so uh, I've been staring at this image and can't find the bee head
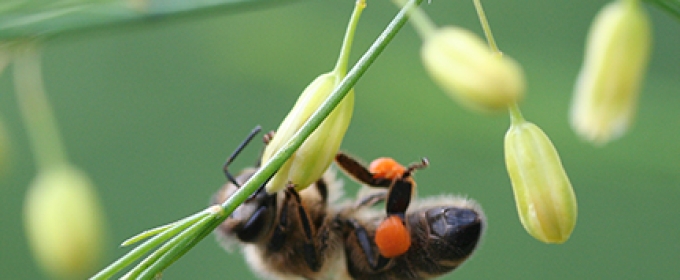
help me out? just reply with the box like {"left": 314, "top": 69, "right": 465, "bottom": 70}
{"left": 425, "top": 206, "right": 483, "bottom": 260}
{"left": 214, "top": 169, "right": 278, "bottom": 245}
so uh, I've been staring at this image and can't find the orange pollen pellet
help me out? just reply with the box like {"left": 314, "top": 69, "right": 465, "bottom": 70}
{"left": 374, "top": 216, "right": 411, "bottom": 258}
{"left": 369, "top": 158, "right": 406, "bottom": 180}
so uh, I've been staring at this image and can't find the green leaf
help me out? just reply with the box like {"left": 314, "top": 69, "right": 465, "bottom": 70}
{"left": 0, "top": 0, "right": 294, "bottom": 39}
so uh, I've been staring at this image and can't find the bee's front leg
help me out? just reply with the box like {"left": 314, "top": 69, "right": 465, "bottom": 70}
{"left": 284, "top": 185, "right": 324, "bottom": 272}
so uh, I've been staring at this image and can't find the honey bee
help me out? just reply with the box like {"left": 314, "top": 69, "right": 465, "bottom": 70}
{"left": 333, "top": 153, "right": 485, "bottom": 280}
{"left": 212, "top": 127, "right": 485, "bottom": 280}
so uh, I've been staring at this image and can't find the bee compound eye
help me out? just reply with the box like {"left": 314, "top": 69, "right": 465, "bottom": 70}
{"left": 236, "top": 206, "right": 268, "bottom": 242}
{"left": 427, "top": 207, "right": 482, "bottom": 258}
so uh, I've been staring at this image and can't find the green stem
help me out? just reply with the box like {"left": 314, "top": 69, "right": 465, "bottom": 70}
{"left": 12, "top": 41, "right": 68, "bottom": 171}
{"left": 508, "top": 102, "right": 525, "bottom": 125}
{"left": 472, "top": 1, "right": 524, "bottom": 124}
{"left": 125, "top": 0, "right": 425, "bottom": 277}
{"left": 333, "top": 0, "right": 366, "bottom": 74}
{"left": 121, "top": 222, "right": 178, "bottom": 247}
{"left": 473, "top": 0, "right": 499, "bottom": 53}
{"left": 133, "top": 214, "right": 216, "bottom": 279}
{"left": 642, "top": 0, "right": 680, "bottom": 21}
{"left": 392, "top": 0, "right": 436, "bottom": 40}
{"left": 90, "top": 210, "right": 211, "bottom": 279}
{"left": 0, "top": 0, "right": 294, "bottom": 40}
{"left": 137, "top": 215, "right": 218, "bottom": 279}
{"left": 136, "top": 217, "right": 223, "bottom": 279}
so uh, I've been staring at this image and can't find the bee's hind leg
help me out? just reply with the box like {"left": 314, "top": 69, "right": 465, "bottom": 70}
{"left": 345, "top": 219, "right": 390, "bottom": 272}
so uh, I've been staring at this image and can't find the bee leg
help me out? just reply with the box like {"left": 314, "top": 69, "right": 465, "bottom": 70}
{"left": 222, "top": 126, "right": 262, "bottom": 187}
{"left": 335, "top": 152, "right": 393, "bottom": 187}
{"left": 385, "top": 180, "right": 413, "bottom": 217}
{"left": 354, "top": 191, "right": 387, "bottom": 209}
{"left": 315, "top": 178, "right": 328, "bottom": 204}
{"left": 284, "top": 185, "right": 323, "bottom": 272}
{"left": 346, "top": 218, "right": 390, "bottom": 271}
{"left": 385, "top": 158, "right": 428, "bottom": 216}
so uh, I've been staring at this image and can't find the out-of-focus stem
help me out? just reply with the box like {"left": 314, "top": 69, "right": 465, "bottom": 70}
{"left": 473, "top": 0, "right": 499, "bottom": 53}
{"left": 12, "top": 41, "right": 68, "bottom": 170}
{"left": 392, "top": 0, "right": 436, "bottom": 40}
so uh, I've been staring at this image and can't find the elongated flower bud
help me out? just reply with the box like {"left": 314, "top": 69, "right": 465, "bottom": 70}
{"left": 24, "top": 165, "right": 106, "bottom": 279}
{"left": 570, "top": 0, "right": 651, "bottom": 145}
{"left": 505, "top": 119, "right": 577, "bottom": 243}
{"left": 421, "top": 27, "right": 525, "bottom": 112}
{"left": 261, "top": 1, "right": 364, "bottom": 193}
{"left": 263, "top": 73, "right": 354, "bottom": 193}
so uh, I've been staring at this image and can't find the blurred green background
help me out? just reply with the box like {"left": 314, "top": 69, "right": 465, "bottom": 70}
{"left": 1, "top": 0, "right": 679, "bottom": 279}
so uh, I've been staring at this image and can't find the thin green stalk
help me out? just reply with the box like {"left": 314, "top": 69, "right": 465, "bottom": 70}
{"left": 137, "top": 217, "right": 222, "bottom": 279}
{"left": 508, "top": 102, "right": 525, "bottom": 125}
{"left": 121, "top": 222, "right": 178, "bottom": 247}
{"left": 111, "top": 0, "right": 425, "bottom": 277}
{"left": 130, "top": 214, "right": 217, "bottom": 279}
{"left": 90, "top": 210, "right": 211, "bottom": 279}
{"left": 392, "top": 0, "right": 436, "bottom": 40}
{"left": 0, "top": 0, "right": 295, "bottom": 40}
{"left": 12, "top": 41, "right": 68, "bottom": 170}
{"left": 136, "top": 215, "right": 218, "bottom": 279}
{"left": 120, "top": 205, "right": 220, "bottom": 247}
{"left": 472, "top": 1, "right": 524, "bottom": 123}
{"left": 473, "top": 0, "right": 499, "bottom": 53}
{"left": 333, "top": 0, "right": 366, "bottom": 74}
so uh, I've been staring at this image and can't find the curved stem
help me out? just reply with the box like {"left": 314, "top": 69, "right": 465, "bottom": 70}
{"left": 474, "top": 0, "right": 499, "bottom": 53}
{"left": 134, "top": 214, "right": 216, "bottom": 279}
{"left": 472, "top": 1, "right": 525, "bottom": 124}
{"left": 12, "top": 41, "right": 68, "bottom": 171}
{"left": 392, "top": 0, "right": 436, "bottom": 40}
{"left": 90, "top": 209, "right": 210, "bottom": 279}
{"left": 333, "top": 0, "right": 366, "bottom": 74}
{"left": 508, "top": 102, "right": 525, "bottom": 125}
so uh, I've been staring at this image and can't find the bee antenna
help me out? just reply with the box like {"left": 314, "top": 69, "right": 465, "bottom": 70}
{"left": 404, "top": 157, "right": 429, "bottom": 178}
{"left": 223, "top": 126, "right": 262, "bottom": 187}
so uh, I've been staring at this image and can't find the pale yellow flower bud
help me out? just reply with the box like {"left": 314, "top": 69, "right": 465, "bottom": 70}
{"left": 24, "top": 165, "right": 106, "bottom": 279}
{"left": 262, "top": 73, "right": 354, "bottom": 193}
{"left": 505, "top": 118, "right": 577, "bottom": 243}
{"left": 261, "top": 1, "right": 363, "bottom": 193}
{"left": 570, "top": 0, "right": 651, "bottom": 145}
{"left": 421, "top": 26, "right": 525, "bottom": 112}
